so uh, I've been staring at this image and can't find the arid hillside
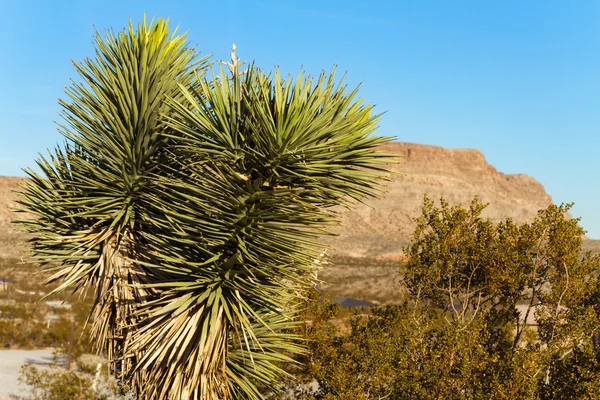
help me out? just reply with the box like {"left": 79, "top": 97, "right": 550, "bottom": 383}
{"left": 0, "top": 177, "right": 28, "bottom": 260}
{"left": 327, "top": 142, "right": 599, "bottom": 259}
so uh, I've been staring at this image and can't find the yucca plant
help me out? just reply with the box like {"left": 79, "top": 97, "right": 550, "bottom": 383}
{"left": 16, "top": 17, "right": 394, "bottom": 400}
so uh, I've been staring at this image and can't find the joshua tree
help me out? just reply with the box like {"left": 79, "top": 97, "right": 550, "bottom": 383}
{"left": 16, "top": 17, "right": 393, "bottom": 399}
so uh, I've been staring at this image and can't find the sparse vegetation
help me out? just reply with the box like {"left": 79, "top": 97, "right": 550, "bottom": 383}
{"left": 0, "top": 260, "right": 112, "bottom": 399}
{"left": 319, "top": 255, "right": 404, "bottom": 304}
{"left": 0, "top": 260, "right": 94, "bottom": 352}
{"left": 15, "top": 362, "right": 120, "bottom": 400}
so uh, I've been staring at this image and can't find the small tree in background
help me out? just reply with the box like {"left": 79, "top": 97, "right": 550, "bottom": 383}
{"left": 404, "top": 197, "right": 600, "bottom": 398}
{"left": 16, "top": 17, "right": 393, "bottom": 400}
{"left": 300, "top": 197, "right": 600, "bottom": 399}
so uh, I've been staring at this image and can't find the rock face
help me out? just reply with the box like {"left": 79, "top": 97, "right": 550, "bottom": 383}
{"left": 328, "top": 142, "right": 558, "bottom": 258}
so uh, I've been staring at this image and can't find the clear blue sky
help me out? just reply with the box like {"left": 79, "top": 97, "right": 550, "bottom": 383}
{"left": 0, "top": 1, "right": 598, "bottom": 238}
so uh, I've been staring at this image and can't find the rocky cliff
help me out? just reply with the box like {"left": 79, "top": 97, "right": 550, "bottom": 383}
{"left": 0, "top": 142, "right": 597, "bottom": 263}
{"left": 328, "top": 142, "right": 587, "bottom": 259}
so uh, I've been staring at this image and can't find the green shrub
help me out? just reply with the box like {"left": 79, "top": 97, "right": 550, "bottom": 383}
{"left": 17, "top": 363, "right": 120, "bottom": 400}
{"left": 296, "top": 198, "right": 600, "bottom": 399}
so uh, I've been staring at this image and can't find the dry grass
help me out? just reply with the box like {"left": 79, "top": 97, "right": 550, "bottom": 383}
{"left": 318, "top": 255, "right": 406, "bottom": 305}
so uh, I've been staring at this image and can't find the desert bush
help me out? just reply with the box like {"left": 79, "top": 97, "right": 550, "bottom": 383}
{"left": 17, "top": 363, "right": 120, "bottom": 400}
{"left": 297, "top": 197, "right": 600, "bottom": 399}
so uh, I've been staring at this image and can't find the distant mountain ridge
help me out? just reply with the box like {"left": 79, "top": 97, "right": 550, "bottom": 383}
{"left": 0, "top": 142, "right": 598, "bottom": 262}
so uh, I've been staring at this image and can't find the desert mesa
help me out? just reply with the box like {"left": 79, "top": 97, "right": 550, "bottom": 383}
{"left": 326, "top": 141, "right": 600, "bottom": 259}
{"left": 0, "top": 142, "right": 597, "bottom": 263}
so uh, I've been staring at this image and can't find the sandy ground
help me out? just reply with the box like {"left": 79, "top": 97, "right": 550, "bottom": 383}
{"left": 0, "top": 349, "right": 56, "bottom": 400}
